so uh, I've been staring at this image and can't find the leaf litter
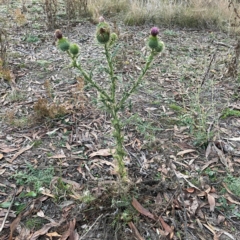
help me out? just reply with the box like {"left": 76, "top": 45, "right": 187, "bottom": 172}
{"left": 0, "top": 1, "right": 240, "bottom": 239}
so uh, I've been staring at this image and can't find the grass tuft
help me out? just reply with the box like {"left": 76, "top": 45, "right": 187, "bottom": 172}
{"left": 89, "top": 0, "right": 238, "bottom": 30}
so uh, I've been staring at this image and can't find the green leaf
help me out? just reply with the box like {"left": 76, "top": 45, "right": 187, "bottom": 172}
{"left": 0, "top": 201, "right": 11, "bottom": 208}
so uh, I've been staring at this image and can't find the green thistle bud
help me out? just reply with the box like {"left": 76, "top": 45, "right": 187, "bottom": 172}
{"left": 148, "top": 36, "right": 159, "bottom": 50}
{"left": 108, "top": 33, "right": 118, "bottom": 46}
{"left": 155, "top": 41, "right": 165, "bottom": 53}
{"left": 69, "top": 43, "right": 80, "bottom": 56}
{"left": 96, "top": 22, "right": 110, "bottom": 44}
{"left": 57, "top": 38, "right": 70, "bottom": 52}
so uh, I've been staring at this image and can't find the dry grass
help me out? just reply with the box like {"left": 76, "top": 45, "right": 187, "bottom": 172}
{"left": 88, "top": 0, "right": 240, "bottom": 29}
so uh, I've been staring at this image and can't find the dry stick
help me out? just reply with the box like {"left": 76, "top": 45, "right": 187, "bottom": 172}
{"left": 163, "top": 152, "right": 189, "bottom": 239}
{"left": 213, "top": 41, "right": 233, "bottom": 49}
{"left": 200, "top": 49, "right": 217, "bottom": 88}
{"left": 79, "top": 214, "right": 103, "bottom": 240}
{"left": 172, "top": 170, "right": 189, "bottom": 239}
{"left": 0, "top": 189, "right": 16, "bottom": 232}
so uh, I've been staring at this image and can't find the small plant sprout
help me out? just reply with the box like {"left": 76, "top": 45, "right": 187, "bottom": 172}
{"left": 55, "top": 21, "right": 165, "bottom": 180}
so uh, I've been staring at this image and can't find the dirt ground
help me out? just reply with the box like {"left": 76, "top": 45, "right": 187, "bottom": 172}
{"left": 0, "top": 1, "right": 240, "bottom": 240}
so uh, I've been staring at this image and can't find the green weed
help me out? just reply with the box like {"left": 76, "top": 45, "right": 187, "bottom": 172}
{"left": 123, "top": 113, "right": 162, "bottom": 141}
{"left": 13, "top": 163, "right": 54, "bottom": 193}
{"left": 24, "top": 35, "right": 39, "bottom": 43}
{"left": 221, "top": 108, "right": 240, "bottom": 119}
{"left": 224, "top": 174, "right": 240, "bottom": 197}
{"left": 52, "top": 178, "right": 73, "bottom": 203}
{"left": 169, "top": 103, "right": 184, "bottom": 113}
{"left": 25, "top": 216, "right": 46, "bottom": 230}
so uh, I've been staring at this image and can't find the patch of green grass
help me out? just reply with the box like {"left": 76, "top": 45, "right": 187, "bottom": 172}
{"left": 25, "top": 216, "right": 47, "bottom": 230}
{"left": 52, "top": 178, "right": 73, "bottom": 202}
{"left": 31, "top": 140, "right": 42, "bottom": 148}
{"left": 163, "top": 29, "right": 178, "bottom": 37}
{"left": 111, "top": 195, "right": 138, "bottom": 226}
{"left": 36, "top": 60, "right": 52, "bottom": 67}
{"left": 169, "top": 103, "right": 184, "bottom": 113}
{"left": 217, "top": 196, "right": 235, "bottom": 212}
{"left": 80, "top": 190, "right": 96, "bottom": 203}
{"left": 123, "top": 113, "right": 162, "bottom": 140}
{"left": 224, "top": 174, "right": 240, "bottom": 197}
{"left": 7, "top": 90, "right": 26, "bottom": 102}
{"left": 13, "top": 163, "right": 54, "bottom": 194}
{"left": 204, "top": 168, "right": 217, "bottom": 181}
{"left": 221, "top": 108, "right": 240, "bottom": 119}
{"left": 24, "top": 35, "right": 39, "bottom": 43}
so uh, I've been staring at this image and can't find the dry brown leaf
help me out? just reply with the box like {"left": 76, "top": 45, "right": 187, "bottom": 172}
{"left": 132, "top": 197, "right": 155, "bottom": 220}
{"left": 48, "top": 154, "right": 66, "bottom": 159}
{"left": 185, "top": 187, "right": 195, "bottom": 193}
{"left": 9, "top": 213, "right": 23, "bottom": 240}
{"left": 0, "top": 147, "right": 19, "bottom": 153}
{"left": 189, "top": 197, "right": 199, "bottom": 215}
{"left": 66, "top": 142, "right": 71, "bottom": 151}
{"left": 203, "top": 223, "right": 215, "bottom": 235}
{"left": 213, "top": 144, "right": 228, "bottom": 168}
{"left": 176, "top": 149, "right": 196, "bottom": 157}
{"left": 217, "top": 215, "right": 225, "bottom": 224}
{"left": 16, "top": 186, "right": 24, "bottom": 196}
{"left": 91, "top": 159, "right": 115, "bottom": 167}
{"left": 28, "top": 219, "right": 64, "bottom": 240}
{"left": 46, "top": 231, "right": 62, "bottom": 239}
{"left": 89, "top": 148, "right": 116, "bottom": 158}
{"left": 159, "top": 216, "right": 173, "bottom": 233}
{"left": 207, "top": 193, "right": 215, "bottom": 212}
{"left": 51, "top": 177, "right": 82, "bottom": 190}
{"left": 201, "top": 159, "right": 218, "bottom": 171}
{"left": 155, "top": 193, "right": 162, "bottom": 204}
{"left": 222, "top": 183, "right": 239, "bottom": 198}
{"left": 59, "top": 218, "right": 76, "bottom": 240}
{"left": 225, "top": 194, "right": 240, "bottom": 205}
{"left": 0, "top": 153, "right": 3, "bottom": 159}
{"left": 205, "top": 142, "right": 212, "bottom": 159}
{"left": 9, "top": 144, "right": 34, "bottom": 163}
{"left": 128, "top": 221, "right": 144, "bottom": 240}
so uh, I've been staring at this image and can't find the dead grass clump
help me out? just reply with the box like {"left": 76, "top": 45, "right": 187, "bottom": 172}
{"left": 0, "top": 59, "right": 11, "bottom": 81}
{"left": 0, "top": 29, "right": 8, "bottom": 68}
{"left": 65, "top": 0, "right": 89, "bottom": 20}
{"left": 12, "top": 8, "right": 27, "bottom": 26}
{"left": 33, "top": 98, "right": 68, "bottom": 119}
{"left": 71, "top": 77, "right": 86, "bottom": 111}
{"left": 3, "top": 109, "right": 30, "bottom": 127}
{"left": 42, "top": 0, "right": 58, "bottom": 30}
{"left": 90, "top": 0, "right": 240, "bottom": 29}
{"left": 88, "top": 0, "right": 129, "bottom": 18}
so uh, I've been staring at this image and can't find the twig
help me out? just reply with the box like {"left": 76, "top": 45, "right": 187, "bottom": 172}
{"left": 172, "top": 170, "right": 188, "bottom": 239}
{"left": 79, "top": 214, "right": 103, "bottom": 240}
{"left": 200, "top": 49, "right": 217, "bottom": 87}
{"left": 0, "top": 189, "right": 16, "bottom": 232}
{"left": 213, "top": 41, "right": 233, "bottom": 48}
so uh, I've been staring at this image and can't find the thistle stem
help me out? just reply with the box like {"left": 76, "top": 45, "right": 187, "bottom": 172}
{"left": 72, "top": 59, "right": 112, "bottom": 103}
{"left": 110, "top": 107, "right": 127, "bottom": 179}
{"left": 117, "top": 52, "right": 155, "bottom": 111}
{"left": 104, "top": 44, "right": 116, "bottom": 101}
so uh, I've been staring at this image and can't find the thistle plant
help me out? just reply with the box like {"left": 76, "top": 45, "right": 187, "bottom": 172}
{"left": 55, "top": 19, "right": 164, "bottom": 180}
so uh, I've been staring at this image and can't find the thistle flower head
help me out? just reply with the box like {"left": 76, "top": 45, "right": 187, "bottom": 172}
{"left": 96, "top": 22, "right": 111, "bottom": 44}
{"left": 99, "top": 16, "right": 105, "bottom": 22}
{"left": 55, "top": 29, "right": 63, "bottom": 39}
{"left": 57, "top": 38, "right": 70, "bottom": 52}
{"left": 150, "top": 27, "right": 159, "bottom": 37}
{"left": 70, "top": 43, "right": 80, "bottom": 56}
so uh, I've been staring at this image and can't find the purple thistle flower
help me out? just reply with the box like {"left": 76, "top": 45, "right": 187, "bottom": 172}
{"left": 150, "top": 27, "right": 159, "bottom": 37}
{"left": 99, "top": 16, "right": 105, "bottom": 22}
